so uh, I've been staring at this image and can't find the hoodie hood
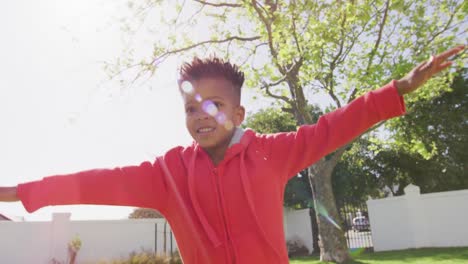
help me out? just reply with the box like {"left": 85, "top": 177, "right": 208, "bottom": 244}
{"left": 228, "top": 127, "right": 245, "bottom": 147}
{"left": 187, "top": 127, "right": 282, "bottom": 260}
{"left": 187, "top": 127, "right": 251, "bottom": 248}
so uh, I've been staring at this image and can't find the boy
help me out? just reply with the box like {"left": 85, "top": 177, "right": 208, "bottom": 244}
{"left": 0, "top": 45, "right": 464, "bottom": 263}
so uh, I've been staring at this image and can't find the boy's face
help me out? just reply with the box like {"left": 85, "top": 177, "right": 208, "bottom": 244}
{"left": 182, "top": 77, "right": 245, "bottom": 151}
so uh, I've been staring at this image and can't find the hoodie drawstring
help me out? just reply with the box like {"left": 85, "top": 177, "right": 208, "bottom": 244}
{"left": 187, "top": 146, "right": 222, "bottom": 248}
{"left": 157, "top": 156, "right": 211, "bottom": 263}
{"left": 239, "top": 150, "right": 284, "bottom": 261}
{"left": 184, "top": 129, "right": 285, "bottom": 262}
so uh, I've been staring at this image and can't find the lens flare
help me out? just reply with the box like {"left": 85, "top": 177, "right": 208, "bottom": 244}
{"left": 181, "top": 81, "right": 194, "bottom": 94}
{"left": 202, "top": 100, "right": 218, "bottom": 116}
{"left": 214, "top": 112, "right": 234, "bottom": 130}
{"left": 349, "top": 247, "right": 366, "bottom": 257}
{"left": 224, "top": 120, "right": 234, "bottom": 131}
{"left": 215, "top": 112, "right": 226, "bottom": 124}
{"left": 315, "top": 202, "right": 342, "bottom": 230}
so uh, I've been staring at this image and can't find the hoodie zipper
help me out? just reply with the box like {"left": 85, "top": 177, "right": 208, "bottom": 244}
{"left": 213, "top": 167, "right": 235, "bottom": 264}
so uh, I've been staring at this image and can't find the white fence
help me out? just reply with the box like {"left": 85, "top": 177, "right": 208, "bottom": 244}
{"left": 0, "top": 209, "right": 314, "bottom": 263}
{"left": 368, "top": 184, "right": 468, "bottom": 252}
{"left": 0, "top": 213, "right": 177, "bottom": 264}
{"left": 283, "top": 208, "right": 314, "bottom": 253}
{"left": 3, "top": 185, "right": 467, "bottom": 262}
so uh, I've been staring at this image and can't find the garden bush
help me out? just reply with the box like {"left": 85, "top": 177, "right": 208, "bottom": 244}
{"left": 287, "top": 236, "right": 310, "bottom": 258}
{"left": 97, "top": 249, "right": 182, "bottom": 264}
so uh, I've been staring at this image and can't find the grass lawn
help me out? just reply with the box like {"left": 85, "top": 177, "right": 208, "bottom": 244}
{"left": 290, "top": 247, "right": 468, "bottom": 264}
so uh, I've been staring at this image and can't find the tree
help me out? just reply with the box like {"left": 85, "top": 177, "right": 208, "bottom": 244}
{"left": 369, "top": 69, "right": 468, "bottom": 195}
{"left": 333, "top": 71, "right": 468, "bottom": 198}
{"left": 112, "top": 1, "right": 466, "bottom": 262}
{"left": 331, "top": 137, "right": 382, "bottom": 203}
{"left": 129, "top": 208, "right": 164, "bottom": 219}
{"left": 243, "top": 107, "right": 297, "bottom": 134}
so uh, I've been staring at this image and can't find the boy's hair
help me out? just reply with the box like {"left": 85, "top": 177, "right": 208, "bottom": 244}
{"left": 178, "top": 56, "right": 245, "bottom": 100}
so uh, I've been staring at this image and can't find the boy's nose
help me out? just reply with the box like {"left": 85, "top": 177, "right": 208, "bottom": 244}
{"left": 195, "top": 110, "right": 210, "bottom": 120}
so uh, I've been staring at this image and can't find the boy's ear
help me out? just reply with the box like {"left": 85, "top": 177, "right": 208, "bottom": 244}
{"left": 234, "top": 105, "right": 246, "bottom": 126}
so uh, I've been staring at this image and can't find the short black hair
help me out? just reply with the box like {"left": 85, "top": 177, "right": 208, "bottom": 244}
{"left": 178, "top": 56, "right": 245, "bottom": 99}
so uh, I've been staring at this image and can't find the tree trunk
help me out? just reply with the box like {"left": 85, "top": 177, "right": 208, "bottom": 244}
{"left": 283, "top": 53, "right": 351, "bottom": 262}
{"left": 164, "top": 220, "right": 167, "bottom": 253}
{"left": 308, "top": 158, "right": 351, "bottom": 263}
{"left": 309, "top": 207, "right": 320, "bottom": 255}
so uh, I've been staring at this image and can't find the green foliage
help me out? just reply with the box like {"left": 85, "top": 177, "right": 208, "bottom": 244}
{"left": 284, "top": 171, "right": 313, "bottom": 209}
{"left": 332, "top": 138, "right": 383, "bottom": 203}
{"left": 373, "top": 70, "right": 468, "bottom": 194}
{"left": 243, "top": 107, "right": 297, "bottom": 133}
{"left": 287, "top": 237, "right": 311, "bottom": 258}
{"left": 333, "top": 70, "right": 468, "bottom": 198}
{"left": 290, "top": 247, "right": 468, "bottom": 263}
{"left": 114, "top": 0, "right": 465, "bottom": 124}
{"left": 97, "top": 250, "right": 182, "bottom": 264}
{"left": 129, "top": 208, "right": 164, "bottom": 219}
{"left": 68, "top": 235, "right": 82, "bottom": 252}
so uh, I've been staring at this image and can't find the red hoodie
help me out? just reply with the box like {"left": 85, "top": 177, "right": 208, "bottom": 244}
{"left": 17, "top": 81, "right": 405, "bottom": 263}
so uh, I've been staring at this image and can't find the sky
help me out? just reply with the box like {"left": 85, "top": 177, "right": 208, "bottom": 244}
{"left": 0, "top": 0, "right": 268, "bottom": 221}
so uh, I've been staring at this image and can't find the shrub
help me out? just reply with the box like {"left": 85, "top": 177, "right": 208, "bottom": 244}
{"left": 96, "top": 249, "right": 182, "bottom": 264}
{"left": 287, "top": 236, "right": 310, "bottom": 258}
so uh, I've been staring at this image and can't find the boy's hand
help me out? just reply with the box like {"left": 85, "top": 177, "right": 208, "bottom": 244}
{"left": 395, "top": 45, "right": 465, "bottom": 95}
{"left": 0, "top": 187, "right": 19, "bottom": 202}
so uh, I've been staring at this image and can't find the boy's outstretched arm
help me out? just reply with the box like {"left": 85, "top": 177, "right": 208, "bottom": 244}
{"left": 265, "top": 45, "right": 465, "bottom": 180}
{"left": 395, "top": 45, "right": 465, "bottom": 95}
{"left": 9, "top": 160, "right": 170, "bottom": 214}
{"left": 0, "top": 187, "right": 18, "bottom": 202}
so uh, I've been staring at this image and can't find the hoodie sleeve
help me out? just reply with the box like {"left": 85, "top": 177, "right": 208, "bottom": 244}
{"left": 265, "top": 81, "right": 406, "bottom": 182}
{"left": 16, "top": 159, "right": 168, "bottom": 213}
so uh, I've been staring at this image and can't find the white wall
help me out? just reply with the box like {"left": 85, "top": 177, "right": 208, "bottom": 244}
{"left": 6, "top": 186, "right": 466, "bottom": 262}
{"left": 1, "top": 210, "right": 313, "bottom": 263}
{"left": 0, "top": 221, "right": 52, "bottom": 263}
{"left": 368, "top": 184, "right": 468, "bottom": 252}
{"left": 0, "top": 209, "right": 315, "bottom": 263}
{"left": 69, "top": 219, "right": 176, "bottom": 263}
{"left": 0, "top": 213, "right": 177, "bottom": 264}
{"left": 284, "top": 207, "right": 314, "bottom": 253}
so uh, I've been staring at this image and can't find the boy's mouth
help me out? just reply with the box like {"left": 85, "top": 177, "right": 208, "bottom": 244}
{"left": 197, "top": 127, "right": 215, "bottom": 134}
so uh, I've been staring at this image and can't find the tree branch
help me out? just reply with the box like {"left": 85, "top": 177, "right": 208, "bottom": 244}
{"left": 174, "top": 0, "right": 187, "bottom": 25}
{"left": 291, "top": 10, "right": 302, "bottom": 55}
{"left": 324, "top": 4, "right": 351, "bottom": 109}
{"left": 326, "top": 84, "right": 342, "bottom": 108}
{"left": 175, "top": 3, "right": 206, "bottom": 30}
{"left": 192, "top": 0, "right": 242, "bottom": 7}
{"left": 260, "top": 59, "right": 303, "bottom": 105}
{"left": 150, "top": 35, "right": 261, "bottom": 66}
{"left": 426, "top": 5, "right": 459, "bottom": 45}
{"left": 377, "top": 20, "right": 399, "bottom": 66}
{"left": 330, "top": 4, "right": 349, "bottom": 68}
{"left": 251, "top": 0, "right": 306, "bottom": 124}
{"left": 261, "top": 78, "right": 291, "bottom": 104}
{"left": 250, "top": 0, "right": 284, "bottom": 73}
{"left": 239, "top": 42, "right": 268, "bottom": 67}
{"left": 348, "top": 0, "right": 390, "bottom": 103}
{"left": 335, "top": 9, "right": 377, "bottom": 66}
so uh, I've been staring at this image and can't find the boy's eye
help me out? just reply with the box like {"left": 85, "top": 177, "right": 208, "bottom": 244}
{"left": 213, "top": 102, "right": 222, "bottom": 108}
{"left": 185, "top": 106, "right": 196, "bottom": 114}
